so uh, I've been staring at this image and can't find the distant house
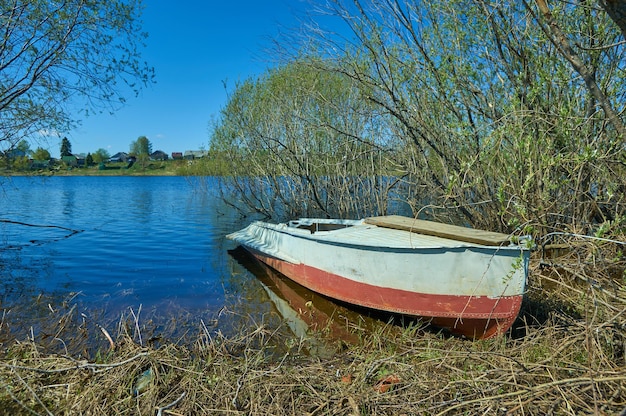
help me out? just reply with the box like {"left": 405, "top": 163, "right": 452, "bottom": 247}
{"left": 4, "top": 149, "right": 27, "bottom": 159}
{"left": 150, "top": 150, "right": 168, "bottom": 161}
{"left": 109, "top": 152, "right": 129, "bottom": 162}
{"left": 171, "top": 152, "right": 183, "bottom": 160}
{"left": 30, "top": 160, "right": 50, "bottom": 170}
{"left": 75, "top": 153, "right": 86, "bottom": 167}
{"left": 184, "top": 150, "right": 208, "bottom": 160}
{"left": 61, "top": 155, "right": 78, "bottom": 167}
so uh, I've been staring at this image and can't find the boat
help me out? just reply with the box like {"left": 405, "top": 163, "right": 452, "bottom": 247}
{"left": 227, "top": 215, "right": 530, "bottom": 339}
{"left": 229, "top": 247, "right": 362, "bottom": 355}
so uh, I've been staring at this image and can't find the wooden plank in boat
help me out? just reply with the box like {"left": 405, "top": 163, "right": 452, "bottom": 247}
{"left": 364, "top": 215, "right": 511, "bottom": 246}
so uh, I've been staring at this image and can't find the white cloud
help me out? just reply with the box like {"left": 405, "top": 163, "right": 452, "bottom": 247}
{"left": 36, "top": 129, "right": 61, "bottom": 138}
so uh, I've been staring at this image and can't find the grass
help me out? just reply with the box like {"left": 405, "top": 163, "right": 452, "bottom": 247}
{"left": 5, "top": 157, "right": 233, "bottom": 177}
{"left": 0, "top": 235, "right": 624, "bottom": 414}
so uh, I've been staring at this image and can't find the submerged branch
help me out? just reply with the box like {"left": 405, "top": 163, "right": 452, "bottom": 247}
{"left": 0, "top": 219, "right": 82, "bottom": 235}
{"left": 0, "top": 218, "right": 83, "bottom": 248}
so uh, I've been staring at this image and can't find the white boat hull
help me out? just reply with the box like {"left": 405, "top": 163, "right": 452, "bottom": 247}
{"left": 228, "top": 217, "right": 529, "bottom": 339}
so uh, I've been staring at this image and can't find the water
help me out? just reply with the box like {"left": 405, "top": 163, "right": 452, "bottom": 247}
{"left": 0, "top": 176, "right": 264, "bottom": 336}
{"left": 0, "top": 175, "right": 391, "bottom": 351}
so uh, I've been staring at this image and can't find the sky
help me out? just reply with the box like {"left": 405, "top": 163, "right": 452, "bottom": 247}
{"left": 63, "top": 1, "right": 310, "bottom": 158}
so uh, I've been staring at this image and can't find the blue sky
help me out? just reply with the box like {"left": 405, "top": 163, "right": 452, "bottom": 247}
{"left": 64, "top": 1, "right": 308, "bottom": 158}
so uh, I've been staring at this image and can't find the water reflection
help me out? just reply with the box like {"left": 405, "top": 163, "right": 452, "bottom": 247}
{"left": 0, "top": 176, "right": 256, "bottom": 348}
{"left": 128, "top": 188, "right": 154, "bottom": 226}
{"left": 228, "top": 246, "right": 392, "bottom": 351}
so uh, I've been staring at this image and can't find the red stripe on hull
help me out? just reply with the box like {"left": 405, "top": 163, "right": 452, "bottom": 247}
{"left": 247, "top": 249, "right": 522, "bottom": 339}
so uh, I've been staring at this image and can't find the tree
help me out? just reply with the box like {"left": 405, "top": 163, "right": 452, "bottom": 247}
{"left": 0, "top": 0, "right": 154, "bottom": 148}
{"left": 16, "top": 140, "right": 31, "bottom": 155}
{"left": 60, "top": 138, "right": 72, "bottom": 157}
{"left": 213, "top": 0, "right": 625, "bottom": 235}
{"left": 92, "top": 148, "right": 111, "bottom": 164}
{"left": 599, "top": 0, "right": 626, "bottom": 38}
{"left": 5, "top": 139, "right": 31, "bottom": 170}
{"left": 32, "top": 147, "right": 51, "bottom": 161}
{"left": 212, "top": 59, "right": 391, "bottom": 219}
{"left": 85, "top": 152, "right": 94, "bottom": 166}
{"left": 130, "top": 136, "right": 152, "bottom": 156}
{"left": 531, "top": 0, "right": 625, "bottom": 138}
{"left": 296, "top": 0, "right": 625, "bottom": 235}
{"left": 130, "top": 135, "right": 152, "bottom": 168}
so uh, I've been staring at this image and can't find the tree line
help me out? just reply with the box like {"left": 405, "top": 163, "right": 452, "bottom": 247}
{"left": 4, "top": 136, "right": 155, "bottom": 170}
{"left": 212, "top": 0, "right": 625, "bottom": 240}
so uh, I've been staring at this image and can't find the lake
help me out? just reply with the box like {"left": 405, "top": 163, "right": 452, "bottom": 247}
{"left": 0, "top": 175, "right": 377, "bottom": 348}
{"left": 0, "top": 176, "right": 266, "bottom": 340}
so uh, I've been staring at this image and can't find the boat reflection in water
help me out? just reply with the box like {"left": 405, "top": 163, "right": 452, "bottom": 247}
{"left": 229, "top": 247, "right": 410, "bottom": 355}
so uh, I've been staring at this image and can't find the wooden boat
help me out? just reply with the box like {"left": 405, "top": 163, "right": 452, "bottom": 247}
{"left": 229, "top": 247, "right": 361, "bottom": 354}
{"left": 227, "top": 215, "right": 530, "bottom": 339}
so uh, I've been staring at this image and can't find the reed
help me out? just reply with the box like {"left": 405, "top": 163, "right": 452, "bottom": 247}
{"left": 1, "top": 235, "right": 624, "bottom": 415}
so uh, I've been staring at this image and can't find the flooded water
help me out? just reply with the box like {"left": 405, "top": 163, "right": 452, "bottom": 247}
{"left": 0, "top": 175, "right": 383, "bottom": 347}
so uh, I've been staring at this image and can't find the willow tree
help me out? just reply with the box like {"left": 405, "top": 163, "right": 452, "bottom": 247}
{"left": 211, "top": 59, "right": 399, "bottom": 220}
{"left": 305, "top": 0, "right": 625, "bottom": 235}
{"left": 0, "top": 0, "right": 154, "bottom": 151}
{"left": 599, "top": 0, "right": 626, "bottom": 39}
{"left": 130, "top": 135, "right": 152, "bottom": 168}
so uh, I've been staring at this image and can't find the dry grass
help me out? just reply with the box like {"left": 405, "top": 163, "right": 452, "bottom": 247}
{"left": 1, "top": 238, "right": 625, "bottom": 415}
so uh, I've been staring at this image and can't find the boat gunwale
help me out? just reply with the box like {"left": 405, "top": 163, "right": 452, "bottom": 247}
{"left": 247, "top": 219, "right": 529, "bottom": 252}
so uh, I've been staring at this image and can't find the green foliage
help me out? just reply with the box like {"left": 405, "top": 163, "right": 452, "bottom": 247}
{"left": 130, "top": 136, "right": 152, "bottom": 169}
{"left": 60, "top": 138, "right": 72, "bottom": 157}
{"left": 211, "top": 58, "right": 396, "bottom": 219}
{"left": 32, "top": 147, "right": 51, "bottom": 161}
{"left": 0, "top": 0, "right": 154, "bottom": 145}
{"left": 213, "top": 0, "right": 624, "bottom": 239}
{"left": 92, "top": 148, "right": 111, "bottom": 164}
{"left": 12, "top": 156, "right": 30, "bottom": 171}
{"left": 16, "top": 140, "right": 30, "bottom": 153}
{"left": 173, "top": 154, "right": 229, "bottom": 176}
{"left": 335, "top": 0, "right": 623, "bottom": 233}
{"left": 130, "top": 136, "right": 152, "bottom": 156}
